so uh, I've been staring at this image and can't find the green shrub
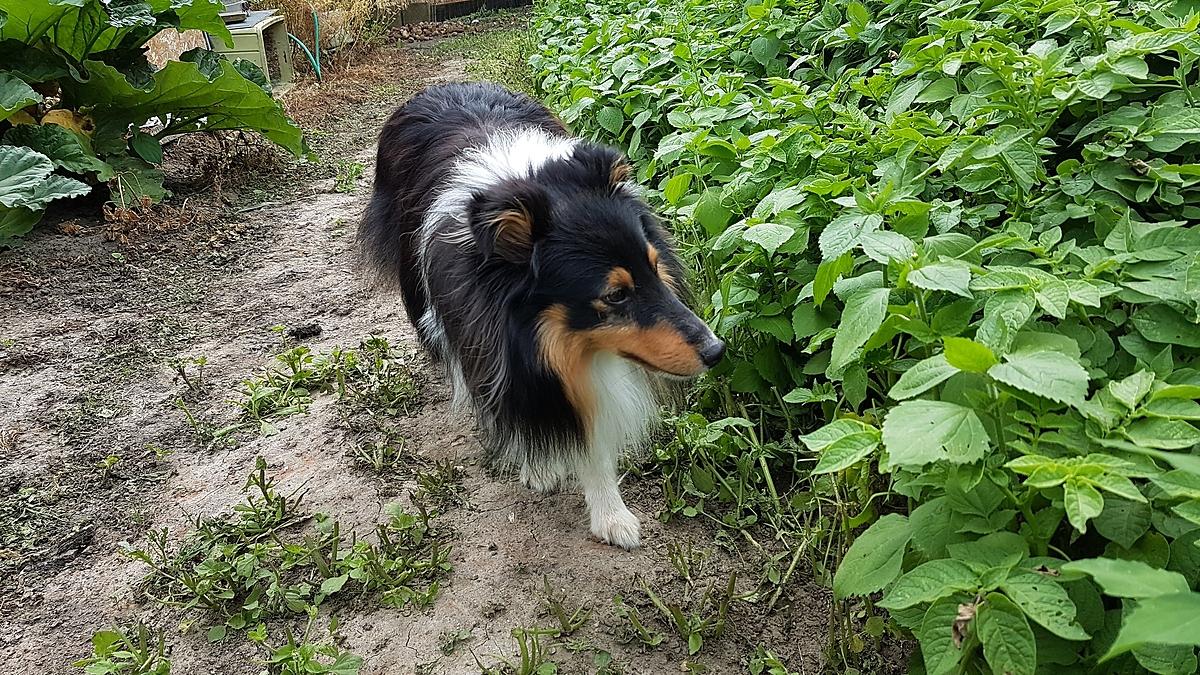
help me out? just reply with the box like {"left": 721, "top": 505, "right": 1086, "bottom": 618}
{"left": 0, "top": 0, "right": 307, "bottom": 239}
{"left": 533, "top": 0, "right": 1200, "bottom": 671}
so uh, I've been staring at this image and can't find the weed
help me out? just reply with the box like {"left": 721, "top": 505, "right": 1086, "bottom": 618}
{"left": 641, "top": 574, "right": 736, "bottom": 656}
{"left": 352, "top": 436, "right": 407, "bottom": 473}
{"left": 479, "top": 627, "right": 560, "bottom": 675}
{"left": 254, "top": 611, "right": 363, "bottom": 675}
{"left": 748, "top": 647, "right": 798, "bottom": 675}
{"left": 411, "top": 460, "right": 466, "bottom": 510}
{"left": 72, "top": 622, "right": 171, "bottom": 674}
{"left": 333, "top": 161, "right": 364, "bottom": 193}
{"left": 174, "top": 398, "right": 240, "bottom": 448}
{"left": 438, "top": 627, "right": 473, "bottom": 655}
{"left": 611, "top": 596, "right": 663, "bottom": 649}
{"left": 541, "top": 576, "right": 590, "bottom": 637}
{"left": 97, "top": 453, "right": 121, "bottom": 479}
{"left": 436, "top": 26, "right": 537, "bottom": 95}
{"left": 123, "top": 458, "right": 452, "bottom": 634}
{"left": 167, "top": 355, "right": 207, "bottom": 393}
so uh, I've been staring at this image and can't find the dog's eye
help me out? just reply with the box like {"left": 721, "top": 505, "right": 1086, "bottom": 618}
{"left": 604, "top": 288, "right": 630, "bottom": 305}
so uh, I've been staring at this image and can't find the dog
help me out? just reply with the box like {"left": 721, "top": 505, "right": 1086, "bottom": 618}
{"left": 358, "top": 82, "right": 725, "bottom": 549}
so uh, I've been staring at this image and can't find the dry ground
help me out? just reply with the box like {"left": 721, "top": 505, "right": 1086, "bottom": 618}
{"left": 0, "top": 24, "right": 835, "bottom": 675}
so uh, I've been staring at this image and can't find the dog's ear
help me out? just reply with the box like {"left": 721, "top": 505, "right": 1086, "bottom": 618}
{"left": 469, "top": 180, "right": 551, "bottom": 265}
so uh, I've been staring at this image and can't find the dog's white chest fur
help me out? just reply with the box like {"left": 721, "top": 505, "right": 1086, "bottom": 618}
{"left": 589, "top": 352, "right": 658, "bottom": 454}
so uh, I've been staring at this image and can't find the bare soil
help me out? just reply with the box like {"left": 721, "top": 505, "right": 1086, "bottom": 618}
{"left": 0, "top": 31, "right": 834, "bottom": 675}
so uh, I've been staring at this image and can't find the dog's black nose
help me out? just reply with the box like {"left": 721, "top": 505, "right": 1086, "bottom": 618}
{"left": 699, "top": 339, "right": 726, "bottom": 368}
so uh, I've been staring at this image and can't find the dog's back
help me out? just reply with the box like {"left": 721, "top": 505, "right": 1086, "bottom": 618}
{"left": 358, "top": 83, "right": 567, "bottom": 327}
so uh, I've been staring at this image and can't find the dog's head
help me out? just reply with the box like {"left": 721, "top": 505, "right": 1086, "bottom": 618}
{"left": 466, "top": 143, "right": 725, "bottom": 379}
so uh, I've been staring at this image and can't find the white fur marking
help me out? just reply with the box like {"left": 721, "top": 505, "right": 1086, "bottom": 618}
{"left": 577, "top": 352, "right": 658, "bottom": 550}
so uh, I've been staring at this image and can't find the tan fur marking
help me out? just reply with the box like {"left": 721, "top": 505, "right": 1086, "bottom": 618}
{"left": 647, "top": 243, "right": 680, "bottom": 292}
{"left": 607, "top": 266, "right": 634, "bottom": 291}
{"left": 537, "top": 305, "right": 597, "bottom": 430}
{"left": 492, "top": 207, "right": 533, "bottom": 261}
{"left": 589, "top": 322, "right": 704, "bottom": 376}
{"left": 537, "top": 306, "right": 706, "bottom": 431}
{"left": 610, "top": 161, "right": 631, "bottom": 187}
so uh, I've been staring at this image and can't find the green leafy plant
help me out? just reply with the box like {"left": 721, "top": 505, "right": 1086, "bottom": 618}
{"left": 534, "top": 0, "right": 1200, "bottom": 670}
{"left": 333, "top": 160, "right": 363, "bottom": 193}
{"left": 73, "top": 622, "right": 171, "bottom": 675}
{"left": 123, "top": 458, "right": 452, "bottom": 643}
{"left": 0, "top": 0, "right": 307, "bottom": 239}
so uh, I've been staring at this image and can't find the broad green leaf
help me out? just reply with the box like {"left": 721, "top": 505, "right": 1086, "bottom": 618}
{"left": 693, "top": 189, "right": 731, "bottom": 236}
{"left": 1000, "top": 573, "right": 1090, "bottom": 640}
{"left": 107, "top": 155, "right": 166, "bottom": 207}
{"left": 1064, "top": 478, "right": 1104, "bottom": 533}
{"left": 3, "top": 123, "right": 111, "bottom": 176}
{"left": 748, "top": 315, "right": 793, "bottom": 343}
{"left": 947, "top": 532, "right": 1028, "bottom": 571}
{"left": 0, "top": 205, "right": 41, "bottom": 239}
{"left": 833, "top": 514, "right": 912, "bottom": 598}
{"left": 977, "top": 290, "right": 1036, "bottom": 352}
{"left": 919, "top": 596, "right": 967, "bottom": 675}
{"left": 1034, "top": 278, "right": 1071, "bottom": 319}
{"left": 1103, "top": 592, "right": 1200, "bottom": 661}
{"left": 799, "top": 419, "right": 878, "bottom": 451}
{"left": 811, "top": 432, "right": 879, "bottom": 474}
{"left": 860, "top": 230, "right": 915, "bottom": 263}
{"left": 0, "top": 144, "right": 52, "bottom": 208}
{"left": 319, "top": 574, "right": 349, "bottom": 596}
{"left": 890, "top": 354, "right": 957, "bottom": 400}
{"left": 1093, "top": 497, "right": 1152, "bottom": 549}
{"left": 0, "top": 72, "right": 40, "bottom": 122}
{"left": 977, "top": 592, "right": 1036, "bottom": 675}
{"left": 330, "top": 652, "right": 364, "bottom": 675}
{"left": 828, "top": 287, "right": 890, "bottom": 377}
{"left": 1109, "top": 371, "right": 1155, "bottom": 410}
{"left": 68, "top": 58, "right": 305, "bottom": 157}
{"left": 988, "top": 350, "right": 1089, "bottom": 408}
{"left": 1132, "top": 306, "right": 1200, "bottom": 348}
{"left": 662, "top": 172, "right": 692, "bottom": 205}
{"left": 882, "top": 400, "right": 990, "bottom": 468}
{"left": 943, "top": 337, "right": 997, "bottom": 373}
{"left": 742, "top": 223, "right": 794, "bottom": 255}
{"left": 1124, "top": 418, "right": 1200, "bottom": 450}
{"left": 1061, "top": 558, "right": 1190, "bottom": 598}
{"left": 596, "top": 105, "right": 624, "bottom": 135}
{"left": 878, "top": 559, "right": 979, "bottom": 610}
{"left": 908, "top": 262, "right": 972, "bottom": 298}
{"left": 819, "top": 211, "right": 882, "bottom": 259}
{"left": 916, "top": 78, "right": 958, "bottom": 103}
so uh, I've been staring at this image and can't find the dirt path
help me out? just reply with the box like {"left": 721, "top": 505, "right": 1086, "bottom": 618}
{"left": 1, "top": 32, "right": 831, "bottom": 675}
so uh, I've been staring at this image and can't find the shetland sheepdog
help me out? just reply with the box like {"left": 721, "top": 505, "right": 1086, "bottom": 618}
{"left": 358, "top": 82, "right": 725, "bottom": 549}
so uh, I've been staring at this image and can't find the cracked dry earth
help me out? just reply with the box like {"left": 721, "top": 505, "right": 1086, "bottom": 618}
{"left": 0, "top": 39, "right": 831, "bottom": 675}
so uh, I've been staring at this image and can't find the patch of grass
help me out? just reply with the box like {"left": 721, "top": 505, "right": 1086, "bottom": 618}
{"left": 72, "top": 622, "right": 171, "bottom": 674}
{"left": 436, "top": 26, "right": 537, "bottom": 95}
{"left": 411, "top": 459, "right": 467, "bottom": 510}
{"left": 333, "top": 161, "right": 364, "bottom": 193}
{"left": 640, "top": 574, "right": 738, "bottom": 657}
{"left": 351, "top": 435, "right": 407, "bottom": 473}
{"left": 123, "top": 457, "right": 452, "bottom": 635}
{"left": 231, "top": 337, "right": 421, "bottom": 436}
{"left": 251, "top": 611, "right": 363, "bottom": 675}
{"left": 541, "top": 576, "right": 590, "bottom": 638}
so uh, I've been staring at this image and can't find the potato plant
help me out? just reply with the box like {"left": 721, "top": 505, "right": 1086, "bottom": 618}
{"left": 532, "top": 0, "right": 1200, "bottom": 671}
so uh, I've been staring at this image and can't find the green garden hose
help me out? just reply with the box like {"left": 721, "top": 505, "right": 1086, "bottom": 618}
{"left": 286, "top": 10, "right": 322, "bottom": 82}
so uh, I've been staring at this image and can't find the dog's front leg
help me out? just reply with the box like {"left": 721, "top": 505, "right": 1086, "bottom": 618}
{"left": 576, "top": 449, "right": 640, "bottom": 550}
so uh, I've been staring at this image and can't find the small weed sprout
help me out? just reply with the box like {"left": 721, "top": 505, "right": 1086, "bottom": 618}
{"left": 73, "top": 622, "right": 172, "bottom": 675}
{"left": 352, "top": 436, "right": 407, "bottom": 472}
{"left": 334, "top": 161, "right": 365, "bottom": 193}
{"left": 541, "top": 576, "right": 590, "bottom": 637}
{"left": 612, "top": 596, "right": 664, "bottom": 648}
{"left": 168, "top": 355, "right": 207, "bottom": 393}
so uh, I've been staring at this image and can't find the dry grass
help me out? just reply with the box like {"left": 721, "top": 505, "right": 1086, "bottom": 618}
{"left": 250, "top": 0, "right": 408, "bottom": 74}
{"left": 280, "top": 44, "right": 430, "bottom": 128}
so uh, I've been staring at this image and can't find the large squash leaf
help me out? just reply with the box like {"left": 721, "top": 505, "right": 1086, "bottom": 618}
{"left": 71, "top": 58, "right": 307, "bottom": 158}
{"left": 0, "top": 145, "right": 90, "bottom": 240}
{"left": 0, "top": 0, "right": 231, "bottom": 60}
{"left": 4, "top": 123, "right": 112, "bottom": 177}
{"left": 0, "top": 72, "right": 41, "bottom": 123}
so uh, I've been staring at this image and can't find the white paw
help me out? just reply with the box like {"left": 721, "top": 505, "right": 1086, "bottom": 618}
{"left": 591, "top": 507, "right": 641, "bottom": 550}
{"left": 520, "top": 462, "right": 562, "bottom": 493}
